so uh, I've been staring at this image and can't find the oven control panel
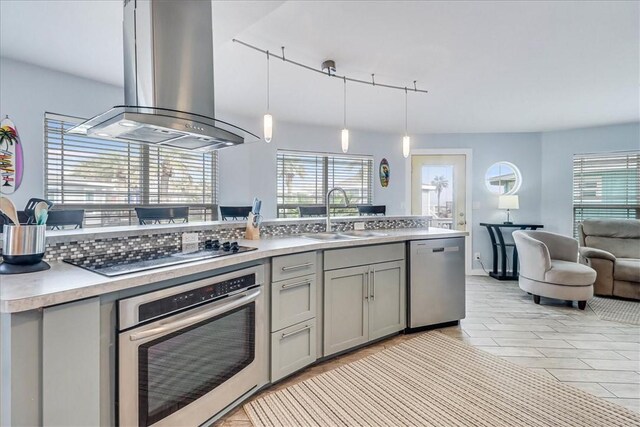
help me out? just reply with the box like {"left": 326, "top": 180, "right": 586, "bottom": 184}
{"left": 138, "top": 273, "right": 256, "bottom": 323}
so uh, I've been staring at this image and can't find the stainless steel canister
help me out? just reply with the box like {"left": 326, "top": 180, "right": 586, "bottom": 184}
{"left": 2, "top": 224, "right": 46, "bottom": 264}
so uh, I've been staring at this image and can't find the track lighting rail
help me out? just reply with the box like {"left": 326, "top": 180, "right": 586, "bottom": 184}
{"left": 232, "top": 38, "right": 429, "bottom": 94}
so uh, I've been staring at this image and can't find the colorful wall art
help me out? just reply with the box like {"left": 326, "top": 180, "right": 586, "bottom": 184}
{"left": 0, "top": 116, "right": 24, "bottom": 194}
{"left": 379, "top": 158, "right": 389, "bottom": 187}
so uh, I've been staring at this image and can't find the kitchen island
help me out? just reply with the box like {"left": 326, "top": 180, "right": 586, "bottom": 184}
{"left": 0, "top": 216, "right": 467, "bottom": 426}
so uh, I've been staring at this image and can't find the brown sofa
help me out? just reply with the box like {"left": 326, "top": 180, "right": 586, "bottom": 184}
{"left": 578, "top": 219, "right": 640, "bottom": 300}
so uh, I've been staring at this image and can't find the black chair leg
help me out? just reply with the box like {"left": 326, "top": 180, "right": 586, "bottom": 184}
{"left": 578, "top": 301, "right": 587, "bottom": 310}
{"left": 533, "top": 295, "right": 540, "bottom": 304}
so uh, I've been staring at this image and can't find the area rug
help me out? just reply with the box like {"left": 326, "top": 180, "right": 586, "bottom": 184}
{"left": 245, "top": 332, "right": 640, "bottom": 427}
{"left": 588, "top": 296, "right": 640, "bottom": 325}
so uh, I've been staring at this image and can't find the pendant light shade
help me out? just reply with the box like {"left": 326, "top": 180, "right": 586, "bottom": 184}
{"left": 263, "top": 113, "right": 273, "bottom": 143}
{"left": 341, "top": 128, "right": 349, "bottom": 153}
{"left": 402, "top": 88, "right": 410, "bottom": 158}
{"left": 341, "top": 77, "right": 349, "bottom": 153}
{"left": 264, "top": 51, "right": 272, "bottom": 143}
{"left": 402, "top": 135, "right": 411, "bottom": 158}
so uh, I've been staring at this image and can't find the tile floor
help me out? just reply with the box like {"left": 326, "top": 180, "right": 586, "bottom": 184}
{"left": 216, "top": 276, "right": 640, "bottom": 426}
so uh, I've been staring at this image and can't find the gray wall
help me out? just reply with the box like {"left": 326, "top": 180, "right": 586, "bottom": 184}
{"left": 218, "top": 115, "right": 407, "bottom": 218}
{"left": 0, "top": 58, "right": 123, "bottom": 208}
{"left": 540, "top": 122, "right": 640, "bottom": 236}
{"left": 2, "top": 58, "right": 638, "bottom": 273}
{"left": 406, "top": 132, "right": 543, "bottom": 270}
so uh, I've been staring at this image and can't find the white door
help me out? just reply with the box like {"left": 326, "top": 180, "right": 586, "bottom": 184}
{"left": 411, "top": 154, "right": 467, "bottom": 231}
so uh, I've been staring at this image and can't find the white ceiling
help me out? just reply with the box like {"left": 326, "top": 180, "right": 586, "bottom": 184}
{"left": 1, "top": 0, "right": 638, "bottom": 134}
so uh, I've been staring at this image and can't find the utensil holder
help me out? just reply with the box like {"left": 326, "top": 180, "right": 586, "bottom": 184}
{"left": 2, "top": 224, "right": 46, "bottom": 265}
{"left": 245, "top": 213, "right": 260, "bottom": 240}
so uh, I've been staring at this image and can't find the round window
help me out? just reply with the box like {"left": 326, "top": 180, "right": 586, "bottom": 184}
{"left": 485, "top": 162, "right": 522, "bottom": 195}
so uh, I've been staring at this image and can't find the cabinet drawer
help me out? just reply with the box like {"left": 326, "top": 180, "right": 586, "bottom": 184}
{"left": 272, "top": 252, "right": 317, "bottom": 282}
{"left": 324, "top": 243, "right": 405, "bottom": 271}
{"left": 271, "top": 274, "right": 316, "bottom": 332}
{"left": 271, "top": 319, "right": 317, "bottom": 382}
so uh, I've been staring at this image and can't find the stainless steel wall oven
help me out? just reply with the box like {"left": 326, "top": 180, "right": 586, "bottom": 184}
{"left": 117, "top": 266, "right": 266, "bottom": 426}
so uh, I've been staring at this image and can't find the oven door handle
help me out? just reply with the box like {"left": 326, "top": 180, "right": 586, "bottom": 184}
{"left": 128, "top": 289, "right": 261, "bottom": 342}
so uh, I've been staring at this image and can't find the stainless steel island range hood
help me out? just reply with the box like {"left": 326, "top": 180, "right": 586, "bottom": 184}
{"left": 68, "top": 0, "right": 259, "bottom": 151}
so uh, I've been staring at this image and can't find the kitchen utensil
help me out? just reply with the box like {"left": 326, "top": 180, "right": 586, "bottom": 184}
{"left": 0, "top": 197, "right": 20, "bottom": 226}
{"left": 24, "top": 198, "right": 54, "bottom": 224}
{"left": 33, "top": 202, "right": 48, "bottom": 225}
{"left": 36, "top": 209, "right": 48, "bottom": 226}
{"left": 0, "top": 224, "right": 50, "bottom": 274}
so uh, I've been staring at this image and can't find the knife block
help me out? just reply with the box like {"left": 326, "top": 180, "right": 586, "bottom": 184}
{"left": 245, "top": 213, "right": 260, "bottom": 240}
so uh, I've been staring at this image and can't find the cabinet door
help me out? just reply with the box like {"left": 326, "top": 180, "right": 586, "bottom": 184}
{"left": 271, "top": 319, "right": 317, "bottom": 382}
{"left": 323, "top": 266, "right": 369, "bottom": 357}
{"left": 369, "top": 261, "right": 406, "bottom": 341}
{"left": 271, "top": 274, "right": 316, "bottom": 332}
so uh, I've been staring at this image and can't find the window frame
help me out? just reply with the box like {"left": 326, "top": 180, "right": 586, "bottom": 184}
{"left": 276, "top": 149, "right": 374, "bottom": 218}
{"left": 572, "top": 150, "right": 639, "bottom": 236}
{"left": 44, "top": 112, "right": 218, "bottom": 227}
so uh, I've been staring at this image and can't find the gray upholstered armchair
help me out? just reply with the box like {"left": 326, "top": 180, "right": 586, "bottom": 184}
{"left": 578, "top": 219, "right": 640, "bottom": 300}
{"left": 513, "top": 230, "right": 596, "bottom": 309}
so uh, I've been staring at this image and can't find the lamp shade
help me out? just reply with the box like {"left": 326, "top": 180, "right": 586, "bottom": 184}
{"left": 498, "top": 195, "right": 519, "bottom": 210}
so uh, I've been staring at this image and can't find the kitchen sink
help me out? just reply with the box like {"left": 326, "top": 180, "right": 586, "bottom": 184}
{"left": 302, "top": 232, "right": 359, "bottom": 241}
{"left": 302, "top": 231, "right": 389, "bottom": 241}
{"left": 340, "top": 230, "right": 389, "bottom": 237}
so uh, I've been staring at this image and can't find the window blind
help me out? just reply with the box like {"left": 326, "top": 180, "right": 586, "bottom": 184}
{"left": 573, "top": 151, "right": 639, "bottom": 236}
{"left": 45, "top": 113, "right": 218, "bottom": 227}
{"left": 276, "top": 150, "right": 373, "bottom": 218}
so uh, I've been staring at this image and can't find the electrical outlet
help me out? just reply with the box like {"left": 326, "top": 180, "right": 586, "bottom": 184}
{"left": 474, "top": 252, "right": 481, "bottom": 261}
{"left": 182, "top": 233, "right": 199, "bottom": 253}
{"left": 354, "top": 222, "right": 366, "bottom": 231}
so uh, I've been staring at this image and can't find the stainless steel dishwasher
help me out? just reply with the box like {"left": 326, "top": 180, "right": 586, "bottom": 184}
{"left": 408, "top": 237, "right": 466, "bottom": 330}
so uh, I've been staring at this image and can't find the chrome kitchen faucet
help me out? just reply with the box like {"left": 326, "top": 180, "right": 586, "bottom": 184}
{"left": 326, "top": 187, "right": 349, "bottom": 232}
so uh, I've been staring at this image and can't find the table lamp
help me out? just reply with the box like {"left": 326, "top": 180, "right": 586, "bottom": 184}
{"left": 498, "top": 195, "right": 519, "bottom": 224}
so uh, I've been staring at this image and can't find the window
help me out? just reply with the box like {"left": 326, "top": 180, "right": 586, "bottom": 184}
{"left": 573, "top": 151, "right": 639, "bottom": 236}
{"left": 45, "top": 113, "right": 218, "bottom": 227}
{"left": 276, "top": 150, "right": 373, "bottom": 218}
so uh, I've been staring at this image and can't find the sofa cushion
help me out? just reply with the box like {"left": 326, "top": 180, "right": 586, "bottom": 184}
{"left": 544, "top": 260, "right": 596, "bottom": 286}
{"left": 581, "top": 219, "right": 640, "bottom": 239}
{"left": 584, "top": 236, "right": 640, "bottom": 259}
{"left": 614, "top": 258, "right": 640, "bottom": 283}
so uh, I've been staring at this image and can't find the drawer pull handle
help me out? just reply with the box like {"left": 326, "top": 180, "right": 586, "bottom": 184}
{"left": 281, "top": 262, "right": 313, "bottom": 272}
{"left": 281, "top": 280, "right": 311, "bottom": 290}
{"left": 281, "top": 324, "right": 311, "bottom": 339}
{"left": 432, "top": 247, "right": 445, "bottom": 252}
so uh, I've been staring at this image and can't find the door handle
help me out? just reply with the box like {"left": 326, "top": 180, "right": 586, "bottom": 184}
{"left": 281, "top": 262, "right": 313, "bottom": 272}
{"left": 364, "top": 271, "right": 369, "bottom": 300}
{"left": 129, "top": 289, "right": 260, "bottom": 342}
{"left": 281, "top": 280, "right": 311, "bottom": 290}
{"left": 370, "top": 269, "right": 375, "bottom": 300}
{"left": 281, "top": 324, "right": 311, "bottom": 339}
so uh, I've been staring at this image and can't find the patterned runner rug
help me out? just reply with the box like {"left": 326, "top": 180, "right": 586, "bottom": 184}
{"left": 588, "top": 296, "right": 640, "bottom": 325}
{"left": 245, "top": 332, "right": 640, "bottom": 426}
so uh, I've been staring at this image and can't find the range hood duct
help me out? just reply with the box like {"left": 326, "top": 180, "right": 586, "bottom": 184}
{"left": 68, "top": 0, "right": 258, "bottom": 151}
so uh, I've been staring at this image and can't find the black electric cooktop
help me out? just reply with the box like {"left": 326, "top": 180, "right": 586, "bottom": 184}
{"left": 64, "top": 240, "right": 257, "bottom": 277}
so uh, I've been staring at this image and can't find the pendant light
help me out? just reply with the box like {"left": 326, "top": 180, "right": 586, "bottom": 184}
{"left": 341, "top": 77, "right": 349, "bottom": 153}
{"left": 263, "top": 51, "right": 273, "bottom": 143}
{"left": 402, "top": 87, "right": 411, "bottom": 158}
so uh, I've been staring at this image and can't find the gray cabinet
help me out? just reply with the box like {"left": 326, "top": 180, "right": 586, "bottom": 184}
{"left": 272, "top": 251, "right": 316, "bottom": 282}
{"left": 271, "top": 253, "right": 319, "bottom": 382}
{"left": 368, "top": 261, "right": 405, "bottom": 341}
{"left": 271, "top": 274, "right": 316, "bottom": 332}
{"left": 270, "top": 319, "right": 317, "bottom": 381}
{"left": 323, "top": 260, "right": 405, "bottom": 357}
{"left": 323, "top": 266, "right": 370, "bottom": 356}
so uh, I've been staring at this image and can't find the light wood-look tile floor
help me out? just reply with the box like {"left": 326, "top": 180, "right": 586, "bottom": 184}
{"left": 216, "top": 276, "right": 640, "bottom": 426}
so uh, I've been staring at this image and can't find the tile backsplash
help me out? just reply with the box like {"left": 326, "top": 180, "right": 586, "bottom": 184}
{"left": 32, "top": 217, "right": 429, "bottom": 262}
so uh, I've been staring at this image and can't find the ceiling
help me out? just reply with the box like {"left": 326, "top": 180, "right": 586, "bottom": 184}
{"left": 1, "top": 1, "right": 638, "bottom": 134}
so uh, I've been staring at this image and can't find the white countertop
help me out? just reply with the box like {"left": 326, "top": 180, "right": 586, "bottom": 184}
{"left": 0, "top": 227, "right": 466, "bottom": 313}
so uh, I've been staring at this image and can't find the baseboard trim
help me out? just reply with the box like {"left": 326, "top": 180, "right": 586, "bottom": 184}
{"left": 470, "top": 269, "right": 489, "bottom": 276}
